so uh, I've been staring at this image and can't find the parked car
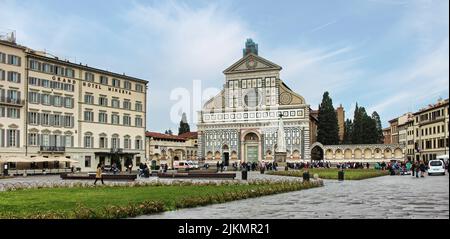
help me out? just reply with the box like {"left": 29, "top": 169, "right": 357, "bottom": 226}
{"left": 428, "top": 160, "right": 446, "bottom": 176}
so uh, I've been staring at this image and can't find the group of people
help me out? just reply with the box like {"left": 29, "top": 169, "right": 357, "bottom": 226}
{"left": 138, "top": 163, "right": 150, "bottom": 178}
{"left": 211, "top": 161, "right": 280, "bottom": 172}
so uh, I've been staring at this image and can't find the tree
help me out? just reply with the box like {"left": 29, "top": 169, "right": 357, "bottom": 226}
{"left": 351, "top": 103, "right": 363, "bottom": 144}
{"left": 371, "top": 111, "right": 384, "bottom": 143}
{"left": 165, "top": 129, "right": 173, "bottom": 135}
{"left": 178, "top": 112, "right": 190, "bottom": 135}
{"left": 317, "top": 92, "right": 339, "bottom": 145}
{"left": 343, "top": 119, "right": 353, "bottom": 144}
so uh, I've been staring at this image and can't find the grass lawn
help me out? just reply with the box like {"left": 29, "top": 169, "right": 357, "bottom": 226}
{"left": 268, "top": 168, "right": 389, "bottom": 180}
{"left": 0, "top": 181, "right": 321, "bottom": 219}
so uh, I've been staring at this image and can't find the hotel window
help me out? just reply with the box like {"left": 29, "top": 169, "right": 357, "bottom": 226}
{"left": 123, "top": 100, "right": 131, "bottom": 110}
{"left": 53, "top": 114, "right": 61, "bottom": 127}
{"left": 112, "top": 114, "right": 120, "bottom": 125}
{"left": 124, "top": 136, "right": 131, "bottom": 149}
{"left": 111, "top": 136, "right": 120, "bottom": 149}
{"left": 135, "top": 84, "right": 143, "bottom": 92}
{"left": 135, "top": 138, "right": 142, "bottom": 150}
{"left": 84, "top": 94, "right": 94, "bottom": 104}
{"left": 99, "top": 112, "right": 108, "bottom": 123}
{"left": 112, "top": 78, "right": 120, "bottom": 87}
{"left": 99, "top": 137, "right": 108, "bottom": 148}
{"left": 100, "top": 76, "right": 108, "bottom": 85}
{"left": 99, "top": 96, "right": 108, "bottom": 106}
{"left": 53, "top": 95, "right": 62, "bottom": 107}
{"left": 55, "top": 66, "right": 65, "bottom": 76}
{"left": 28, "top": 133, "right": 38, "bottom": 146}
{"left": 6, "top": 129, "right": 19, "bottom": 147}
{"left": 7, "top": 71, "right": 21, "bottom": 83}
{"left": 28, "top": 112, "right": 39, "bottom": 125}
{"left": 135, "top": 116, "right": 143, "bottom": 127}
{"left": 64, "top": 97, "right": 73, "bottom": 108}
{"left": 66, "top": 68, "right": 75, "bottom": 78}
{"left": 112, "top": 98, "right": 120, "bottom": 108}
{"left": 28, "top": 77, "right": 39, "bottom": 86}
{"left": 123, "top": 115, "right": 131, "bottom": 126}
{"left": 65, "top": 135, "right": 73, "bottom": 147}
{"left": 85, "top": 156, "right": 92, "bottom": 167}
{"left": 41, "top": 94, "right": 51, "bottom": 105}
{"left": 0, "top": 52, "right": 5, "bottom": 63}
{"left": 41, "top": 113, "right": 50, "bottom": 126}
{"left": 42, "top": 63, "right": 53, "bottom": 73}
{"left": 135, "top": 102, "right": 143, "bottom": 112}
{"left": 29, "top": 92, "right": 40, "bottom": 104}
{"left": 85, "top": 72, "right": 95, "bottom": 82}
{"left": 124, "top": 81, "right": 131, "bottom": 90}
{"left": 7, "top": 108, "right": 20, "bottom": 119}
{"left": 41, "top": 79, "right": 50, "bottom": 88}
{"left": 7, "top": 55, "right": 21, "bottom": 66}
{"left": 84, "top": 135, "right": 93, "bottom": 148}
{"left": 0, "top": 69, "right": 5, "bottom": 81}
{"left": 63, "top": 83, "right": 74, "bottom": 92}
{"left": 29, "top": 60, "right": 40, "bottom": 70}
{"left": 84, "top": 111, "right": 94, "bottom": 122}
{"left": 64, "top": 115, "right": 73, "bottom": 128}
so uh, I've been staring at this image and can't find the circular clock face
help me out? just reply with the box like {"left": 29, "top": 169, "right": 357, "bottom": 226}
{"left": 246, "top": 57, "right": 257, "bottom": 69}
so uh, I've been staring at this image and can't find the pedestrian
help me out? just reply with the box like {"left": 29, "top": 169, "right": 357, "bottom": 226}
{"left": 366, "top": 162, "right": 370, "bottom": 169}
{"left": 3, "top": 163, "right": 8, "bottom": 176}
{"left": 419, "top": 161, "right": 426, "bottom": 178}
{"left": 411, "top": 161, "right": 415, "bottom": 177}
{"left": 94, "top": 163, "right": 104, "bottom": 185}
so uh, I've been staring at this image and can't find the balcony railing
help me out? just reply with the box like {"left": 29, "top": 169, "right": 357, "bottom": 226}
{"left": 110, "top": 148, "right": 123, "bottom": 154}
{"left": 40, "top": 146, "right": 66, "bottom": 152}
{"left": 0, "top": 96, "right": 25, "bottom": 106}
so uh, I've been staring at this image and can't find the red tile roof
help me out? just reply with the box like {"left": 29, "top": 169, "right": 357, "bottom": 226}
{"left": 145, "top": 132, "right": 186, "bottom": 141}
{"left": 178, "top": 132, "right": 198, "bottom": 139}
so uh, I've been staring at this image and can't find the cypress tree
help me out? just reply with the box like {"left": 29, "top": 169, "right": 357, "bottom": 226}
{"left": 178, "top": 112, "right": 191, "bottom": 135}
{"left": 343, "top": 119, "right": 353, "bottom": 144}
{"left": 371, "top": 111, "right": 384, "bottom": 143}
{"left": 317, "top": 92, "right": 339, "bottom": 145}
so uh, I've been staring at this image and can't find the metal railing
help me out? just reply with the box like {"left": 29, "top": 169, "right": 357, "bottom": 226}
{"left": 0, "top": 96, "right": 25, "bottom": 106}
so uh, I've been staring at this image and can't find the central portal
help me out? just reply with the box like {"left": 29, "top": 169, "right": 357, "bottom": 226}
{"left": 243, "top": 132, "right": 260, "bottom": 163}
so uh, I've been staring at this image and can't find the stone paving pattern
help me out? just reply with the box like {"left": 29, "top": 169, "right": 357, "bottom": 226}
{"left": 135, "top": 172, "right": 449, "bottom": 219}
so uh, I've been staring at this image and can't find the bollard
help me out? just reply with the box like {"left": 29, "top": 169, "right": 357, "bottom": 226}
{"left": 338, "top": 170, "right": 344, "bottom": 181}
{"left": 241, "top": 170, "right": 248, "bottom": 180}
{"left": 302, "top": 171, "right": 310, "bottom": 182}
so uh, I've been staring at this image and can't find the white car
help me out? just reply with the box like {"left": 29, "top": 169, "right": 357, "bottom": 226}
{"left": 428, "top": 160, "right": 446, "bottom": 176}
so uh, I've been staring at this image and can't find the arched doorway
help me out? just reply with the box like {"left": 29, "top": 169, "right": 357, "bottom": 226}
{"left": 311, "top": 143, "right": 324, "bottom": 161}
{"left": 222, "top": 145, "right": 230, "bottom": 166}
{"left": 243, "top": 132, "right": 260, "bottom": 163}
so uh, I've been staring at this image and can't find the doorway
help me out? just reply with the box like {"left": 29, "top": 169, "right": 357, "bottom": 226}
{"left": 223, "top": 152, "right": 230, "bottom": 166}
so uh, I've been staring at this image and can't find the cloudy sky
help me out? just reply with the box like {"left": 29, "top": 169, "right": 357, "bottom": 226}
{"left": 1, "top": 0, "right": 448, "bottom": 132}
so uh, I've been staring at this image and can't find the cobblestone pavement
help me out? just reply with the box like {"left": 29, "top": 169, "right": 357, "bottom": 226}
{"left": 136, "top": 173, "right": 449, "bottom": 219}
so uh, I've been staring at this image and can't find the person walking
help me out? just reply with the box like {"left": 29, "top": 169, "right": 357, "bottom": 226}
{"left": 94, "top": 163, "right": 104, "bottom": 185}
{"left": 419, "top": 160, "right": 426, "bottom": 178}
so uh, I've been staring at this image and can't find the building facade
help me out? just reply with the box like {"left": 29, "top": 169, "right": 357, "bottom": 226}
{"left": 0, "top": 38, "right": 148, "bottom": 172}
{"left": 312, "top": 142, "right": 405, "bottom": 162}
{"left": 145, "top": 132, "right": 198, "bottom": 168}
{"left": 197, "top": 39, "right": 311, "bottom": 165}
{"left": 413, "top": 99, "right": 449, "bottom": 162}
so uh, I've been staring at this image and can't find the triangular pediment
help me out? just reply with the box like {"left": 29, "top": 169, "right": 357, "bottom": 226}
{"left": 223, "top": 53, "right": 282, "bottom": 74}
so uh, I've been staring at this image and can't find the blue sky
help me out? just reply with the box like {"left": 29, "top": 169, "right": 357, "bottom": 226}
{"left": 1, "top": 0, "right": 448, "bottom": 132}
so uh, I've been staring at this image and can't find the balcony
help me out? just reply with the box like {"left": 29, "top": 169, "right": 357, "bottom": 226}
{"left": 110, "top": 148, "right": 123, "bottom": 154}
{"left": 40, "top": 146, "right": 66, "bottom": 152}
{"left": 0, "top": 96, "right": 25, "bottom": 107}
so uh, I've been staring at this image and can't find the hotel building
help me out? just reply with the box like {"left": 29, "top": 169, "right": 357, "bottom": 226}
{"left": 0, "top": 37, "right": 148, "bottom": 173}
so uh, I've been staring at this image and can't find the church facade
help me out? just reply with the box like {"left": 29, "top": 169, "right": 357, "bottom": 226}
{"left": 197, "top": 39, "right": 311, "bottom": 165}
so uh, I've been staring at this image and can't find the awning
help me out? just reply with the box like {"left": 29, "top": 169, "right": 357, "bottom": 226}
{"left": 0, "top": 156, "right": 79, "bottom": 163}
